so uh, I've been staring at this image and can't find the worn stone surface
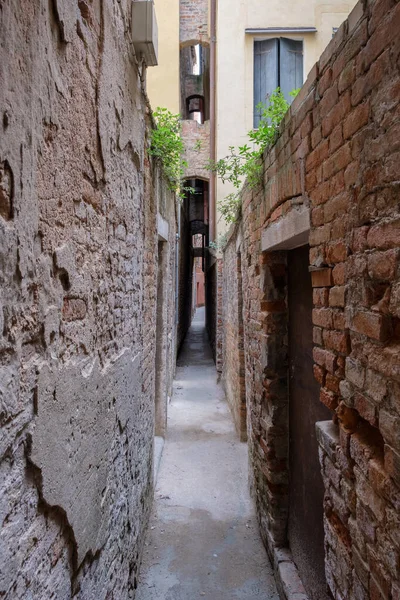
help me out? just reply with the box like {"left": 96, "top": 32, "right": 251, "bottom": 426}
{"left": 222, "top": 230, "right": 247, "bottom": 441}
{"left": 0, "top": 0, "right": 177, "bottom": 597}
{"left": 220, "top": 1, "right": 400, "bottom": 598}
{"left": 182, "top": 119, "right": 211, "bottom": 181}
{"left": 136, "top": 309, "right": 279, "bottom": 600}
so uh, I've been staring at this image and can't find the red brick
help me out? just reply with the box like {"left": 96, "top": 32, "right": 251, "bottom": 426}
{"left": 333, "top": 311, "right": 345, "bottom": 330}
{"left": 384, "top": 444, "right": 400, "bottom": 487}
{"left": 306, "top": 139, "right": 329, "bottom": 172}
{"left": 326, "top": 241, "right": 348, "bottom": 264}
{"left": 326, "top": 373, "right": 341, "bottom": 394}
{"left": 311, "top": 268, "right": 333, "bottom": 288}
{"left": 314, "top": 364, "right": 326, "bottom": 385}
{"left": 313, "top": 287, "right": 329, "bottom": 307}
{"left": 332, "top": 263, "right": 346, "bottom": 285}
{"left": 313, "top": 347, "right": 337, "bottom": 373}
{"left": 367, "top": 220, "right": 400, "bottom": 250}
{"left": 350, "top": 310, "right": 392, "bottom": 341}
{"left": 317, "top": 67, "right": 333, "bottom": 97}
{"left": 300, "top": 112, "right": 313, "bottom": 139}
{"left": 309, "top": 223, "right": 331, "bottom": 246}
{"left": 344, "top": 159, "right": 360, "bottom": 187}
{"left": 62, "top": 297, "right": 87, "bottom": 321}
{"left": 367, "top": 249, "right": 398, "bottom": 281}
{"left": 329, "top": 123, "right": 343, "bottom": 153}
{"left": 368, "top": 0, "right": 396, "bottom": 35}
{"left": 332, "top": 18, "right": 368, "bottom": 81}
{"left": 311, "top": 206, "right": 324, "bottom": 227}
{"left": 351, "top": 226, "right": 369, "bottom": 252}
{"left": 323, "top": 143, "right": 352, "bottom": 180}
{"left": 343, "top": 101, "right": 370, "bottom": 139}
{"left": 319, "top": 83, "right": 339, "bottom": 119}
{"left": 324, "top": 192, "right": 349, "bottom": 223}
{"left": 352, "top": 49, "right": 390, "bottom": 106}
{"left": 338, "top": 58, "right": 356, "bottom": 94}
{"left": 323, "top": 329, "right": 350, "bottom": 354}
{"left": 310, "top": 180, "right": 330, "bottom": 206}
{"left": 358, "top": 2, "right": 400, "bottom": 72}
{"left": 354, "top": 392, "right": 377, "bottom": 427}
{"left": 329, "top": 286, "right": 345, "bottom": 307}
{"left": 313, "top": 325, "right": 323, "bottom": 345}
{"left": 321, "top": 90, "right": 351, "bottom": 137}
{"left": 311, "top": 125, "right": 322, "bottom": 149}
{"left": 310, "top": 245, "right": 326, "bottom": 268}
{"left": 313, "top": 308, "right": 334, "bottom": 329}
{"left": 320, "top": 387, "right": 338, "bottom": 411}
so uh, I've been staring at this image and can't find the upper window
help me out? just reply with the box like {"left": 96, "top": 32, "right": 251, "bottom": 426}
{"left": 253, "top": 38, "right": 303, "bottom": 128}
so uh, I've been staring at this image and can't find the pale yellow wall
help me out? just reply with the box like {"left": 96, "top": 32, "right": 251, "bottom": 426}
{"left": 147, "top": 0, "right": 180, "bottom": 114}
{"left": 216, "top": 0, "right": 358, "bottom": 236}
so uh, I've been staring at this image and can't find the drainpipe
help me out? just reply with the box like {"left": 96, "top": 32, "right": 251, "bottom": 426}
{"left": 209, "top": 0, "right": 217, "bottom": 243}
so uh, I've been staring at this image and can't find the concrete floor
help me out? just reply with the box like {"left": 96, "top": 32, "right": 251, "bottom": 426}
{"left": 136, "top": 308, "right": 279, "bottom": 600}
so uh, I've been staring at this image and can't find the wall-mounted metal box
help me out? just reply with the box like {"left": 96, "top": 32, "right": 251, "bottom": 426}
{"left": 131, "top": 1, "right": 158, "bottom": 67}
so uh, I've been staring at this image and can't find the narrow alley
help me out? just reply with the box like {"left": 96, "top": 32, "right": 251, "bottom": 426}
{"left": 136, "top": 308, "right": 279, "bottom": 600}
{"left": 1, "top": 1, "right": 399, "bottom": 599}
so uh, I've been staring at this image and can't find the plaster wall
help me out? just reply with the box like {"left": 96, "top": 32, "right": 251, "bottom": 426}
{"left": 147, "top": 0, "right": 180, "bottom": 114}
{"left": 0, "top": 1, "right": 177, "bottom": 597}
{"left": 216, "top": 0, "right": 358, "bottom": 235}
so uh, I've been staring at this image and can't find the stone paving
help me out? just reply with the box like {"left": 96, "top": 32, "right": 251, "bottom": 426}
{"left": 136, "top": 308, "right": 279, "bottom": 600}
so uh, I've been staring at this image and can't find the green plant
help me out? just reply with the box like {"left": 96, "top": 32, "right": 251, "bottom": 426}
{"left": 207, "top": 88, "right": 298, "bottom": 223}
{"left": 209, "top": 232, "right": 228, "bottom": 251}
{"left": 149, "top": 107, "right": 187, "bottom": 194}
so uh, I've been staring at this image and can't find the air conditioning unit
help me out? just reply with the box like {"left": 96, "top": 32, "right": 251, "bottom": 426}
{"left": 131, "top": 1, "right": 158, "bottom": 67}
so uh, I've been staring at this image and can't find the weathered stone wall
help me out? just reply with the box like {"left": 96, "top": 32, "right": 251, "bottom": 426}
{"left": 205, "top": 254, "right": 223, "bottom": 370}
{"left": 0, "top": 1, "right": 177, "bottom": 597}
{"left": 221, "top": 0, "right": 400, "bottom": 598}
{"left": 182, "top": 119, "right": 210, "bottom": 181}
{"left": 221, "top": 229, "right": 247, "bottom": 440}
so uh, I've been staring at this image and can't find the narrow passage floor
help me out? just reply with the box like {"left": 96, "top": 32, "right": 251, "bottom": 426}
{"left": 136, "top": 308, "right": 279, "bottom": 600}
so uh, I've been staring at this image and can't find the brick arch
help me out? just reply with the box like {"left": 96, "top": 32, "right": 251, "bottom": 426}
{"left": 183, "top": 175, "right": 209, "bottom": 183}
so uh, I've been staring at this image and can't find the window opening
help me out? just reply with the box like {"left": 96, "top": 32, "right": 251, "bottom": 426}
{"left": 253, "top": 37, "right": 303, "bottom": 128}
{"left": 186, "top": 95, "right": 205, "bottom": 123}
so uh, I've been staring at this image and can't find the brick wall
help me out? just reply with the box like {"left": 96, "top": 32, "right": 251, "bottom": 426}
{"left": 0, "top": 1, "right": 177, "bottom": 597}
{"left": 220, "top": 1, "right": 400, "bottom": 598}
{"left": 180, "top": 0, "right": 208, "bottom": 46}
{"left": 182, "top": 119, "right": 211, "bottom": 180}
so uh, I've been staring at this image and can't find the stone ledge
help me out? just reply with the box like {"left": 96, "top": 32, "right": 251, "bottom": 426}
{"left": 316, "top": 420, "right": 339, "bottom": 462}
{"left": 261, "top": 203, "right": 310, "bottom": 252}
{"left": 273, "top": 547, "right": 309, "bottom": 600}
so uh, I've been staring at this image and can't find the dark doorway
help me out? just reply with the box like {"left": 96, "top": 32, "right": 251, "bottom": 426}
{"left": 288, "top": 245, "right": 331, "bottom": 600}
{"left": 155, "top": 241, "right": 168, "bottom": 436}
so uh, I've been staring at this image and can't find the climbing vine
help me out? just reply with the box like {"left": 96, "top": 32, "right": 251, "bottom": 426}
{"left": 207, "top": 88, "right": 299, "bottom": 224}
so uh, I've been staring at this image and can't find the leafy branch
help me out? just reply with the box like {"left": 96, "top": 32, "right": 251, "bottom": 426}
{"left": 207, "top": 88, "right": 299, "bottom": 223}
{"left": 209, "top": 232, "right": 228, "bottom": 251}
{"left": 149, "top": 107, "right": 189, "bottom": 197}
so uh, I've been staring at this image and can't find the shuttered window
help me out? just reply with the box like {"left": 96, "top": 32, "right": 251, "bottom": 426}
{"left": 253, "top": 38, "right": 303, "bottom": 128}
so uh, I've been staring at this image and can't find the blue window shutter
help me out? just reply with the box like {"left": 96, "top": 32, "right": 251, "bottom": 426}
{"left": 279, "top": 38, "right": 303, "bottom": 103}
{"left": 253, "top": 39, "right": 279, "bottom": 128}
